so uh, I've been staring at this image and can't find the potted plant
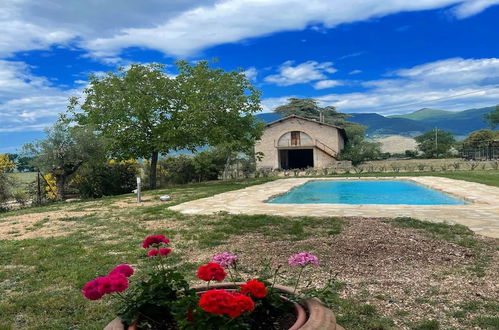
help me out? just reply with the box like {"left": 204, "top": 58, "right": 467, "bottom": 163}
{"left": 82, "top": 235, "right": 342, "bottom": 329}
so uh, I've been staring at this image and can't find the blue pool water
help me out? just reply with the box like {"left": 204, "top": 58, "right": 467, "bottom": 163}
{"left": 268, "top": 180, "right": 466, "bottom": 205}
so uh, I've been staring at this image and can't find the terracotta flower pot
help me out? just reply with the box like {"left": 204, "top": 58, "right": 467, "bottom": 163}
{"left": 104, "top": 283, "right": 342, "bottom": 330}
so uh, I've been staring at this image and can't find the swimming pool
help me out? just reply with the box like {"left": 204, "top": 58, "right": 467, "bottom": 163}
{"left": 267, "top": 180, "right": 466, "bottom": 205}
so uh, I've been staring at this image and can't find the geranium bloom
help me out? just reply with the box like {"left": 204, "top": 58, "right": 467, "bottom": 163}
{"left": 82, "top": 279, "right": 104, "bottom": 300}
{"left": 142, "top": 235, "right": 170, "bottom": 249}
{"left": 288, "top": 252, "right": 319, "bottom": 267}
{"left": 198, "top": 289, "right": 254, "bottom": 318}
{"left": 108, "top": 274, "right": 129, "bottom": 292}
{"left": 240, "top": 279, "right": 267, "bottom": 298}
{"left": 229, "top": 292, "right": 255, "bottom": 317}
{"left": 147, "top": 249, "right": 159, "bottom": 257}
{"left": 211, "top": 252, "right": 238, "bottom": 268}
{"left": 109, "top": 264, "right": 134, "bottom": 278}
{"left": 196, "top": 262, "right": 227, "bottom": 282}
{"left": 159, "top": 248, "right": 172, "bottom": 256}
{"left": 97, "top": 276, "right": 114, "bottom": 294}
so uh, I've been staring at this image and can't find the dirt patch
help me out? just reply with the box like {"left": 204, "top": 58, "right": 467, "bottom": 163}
{"left": 0, "top": 211, "right": 98, "bottom": 240}
{"left": 189, "top": 217, "right": 498, "bottom": 329}
{"left": 111, "top": 196, "right": 162, "bottom": 208}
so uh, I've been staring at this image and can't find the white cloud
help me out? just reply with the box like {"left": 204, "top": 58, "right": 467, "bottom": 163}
{"left": 349, "top": 70, "right": 362, "bottom": 75}
{"left": 243, "top": 67, "right": 258, "bottom": 81}
{"left": 313, "top": 80, "right": 343, "bottom": 89}
{"left": 452, "top": 0, "right": 499, "bottom": 17}
{"left": 265, "top": 61, "right": 336, "bottom": 86}
{"left": 0, "top": 0, "right": 497, "bottom": 59}
{"left": 261, "top": 57, "right": 499, "bottom": 114}
{"left": 0, "top": 60, "right": 77, "bottom": 132}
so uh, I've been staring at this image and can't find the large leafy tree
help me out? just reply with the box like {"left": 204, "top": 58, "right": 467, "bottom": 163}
{"left": 484, "top": 105, "right": 499, "bottom": 129}
{"left": 462, "top": 129, "right": 499, "bottom": 147}
{"left": 24, "top": 120, "right": 108, "bottom": 201}
{"left": 415, "top": 129, "right": 455, "bottom": 158}
{"left": 71, "top": 61, "right": 262, "bottom": 189}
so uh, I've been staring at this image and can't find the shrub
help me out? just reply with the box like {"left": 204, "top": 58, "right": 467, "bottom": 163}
{"left": 0, "top": 171, "right": 11, "bottom": 206}
{"left": 73, "top": 162, "right": 138, "bottom": 198}
{"left": 158, "top": 155, "right": 196, "bottom": 185}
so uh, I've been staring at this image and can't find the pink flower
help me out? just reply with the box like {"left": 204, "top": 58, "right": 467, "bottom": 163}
{"left": 288, "top": 252, "right": 319, "bottom": 267}
{"left": 109, "top": 275, "right": 129, "bottom": 292}
{"left": 212, "top": 252, "right": 238, "bottom": 268}
{"left": 109, "top": 264, "right": 134, "bottom": 278}
{"left": 82, "top": 279, "right": 103, "bottom": 300}
{"left": 159, "top": 248, "right": 171, "bottom": 256}
{"left": 97, "top": 276, "right": 114, "bottom": 294}
{"left": 147, "top": 249, "right": 159, "bottom": 257}
{"left": 142, "top": 235, "right": 170, "bottom": 249}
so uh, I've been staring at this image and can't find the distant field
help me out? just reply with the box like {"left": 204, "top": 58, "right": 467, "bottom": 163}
{"left": 6, "top": 172, "right": 37, "bottom": 193}
{"left": 372, "top": 135, "right": 417, "bottom": 153}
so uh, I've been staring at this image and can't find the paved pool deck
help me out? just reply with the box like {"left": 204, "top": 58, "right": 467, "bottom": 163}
{"left": 170, "top": 177, "right": 499, "bottom": 239}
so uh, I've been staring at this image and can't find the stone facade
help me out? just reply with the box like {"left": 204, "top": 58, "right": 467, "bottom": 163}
{"left": 255, "top": 115, "right": 346, "bottom": 169}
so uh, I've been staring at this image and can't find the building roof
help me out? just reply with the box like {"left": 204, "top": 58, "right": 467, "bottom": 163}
{"left": 266, "top": 114, "right": 348, "bottom": 141}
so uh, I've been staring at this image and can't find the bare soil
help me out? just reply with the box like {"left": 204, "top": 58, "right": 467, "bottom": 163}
{"left": 199, "top": 217, "right": 498, "bottom": 329}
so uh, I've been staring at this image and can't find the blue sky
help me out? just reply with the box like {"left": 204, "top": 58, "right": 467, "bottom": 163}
{"left": 1, "top": 0, "right": 499, "bottom": 153}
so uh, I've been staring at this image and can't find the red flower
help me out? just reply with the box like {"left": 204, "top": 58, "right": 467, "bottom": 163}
{"left": 109, "top": 264, "right": 134, "bottom": 278}
{"left": 196, "top": 263, "right": 227, "bottom": 282}
{"left": 240, "top": 279, "right": 267, "bottom": 298}
{"left": 142, "top": 235, "right": 170, "bottom": 249}
{"left": 109, "top": 274, "right": 129, "bottom": 292}
{"left": 159, "top": 248, "right": 172, "bottom": 256}
{"left": 228, "top": 292, "right": 255, "bottom": 317}
{"left": 97, "top": 276, "right": 114, "bottom": 294}
{"left": 199, "top": 289, "right": 254, "bottom": 318}
{"left": 147, "top": 249, "right": 159, "bottom": 257}
{"left": 82, "top": 279, "right": 103, "bottom": 300}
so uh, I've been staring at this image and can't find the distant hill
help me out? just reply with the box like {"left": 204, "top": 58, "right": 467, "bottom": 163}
{"left": 388, "top": 108, "right": 453, "bottom": 121}
{"left": 349, "top": 106, "right": 494, "bottom": 137}
{"left": 347, "top": 113, "right": 430, "bottom": 136}
{"left": 257, "top": 105, "right": 495, "bottom": 137}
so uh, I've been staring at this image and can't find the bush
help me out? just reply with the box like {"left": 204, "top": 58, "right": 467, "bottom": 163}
{"left": 0, "top": 171, "right": 10, "bottom": 206}
{"left": 158, "top": 155, "right": 197, "bottom": 185}
{"left": 73, "top": 162, "right": 138, "bottom": 198}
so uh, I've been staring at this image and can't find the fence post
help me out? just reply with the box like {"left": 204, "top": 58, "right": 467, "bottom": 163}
{"left": 36, "top": 171, "right": 41, "bottom": 205}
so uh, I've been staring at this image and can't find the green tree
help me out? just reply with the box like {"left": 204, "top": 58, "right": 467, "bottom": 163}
{"left": 175, "top": 61, "right": 264, "bottom": 181}
{"left": 462, "top": 129, "right": 499, "bottom": 147}
{"left": 274, "top": 98, "right": 359, "bottom": 138}
{"left": 71, "top": 61, "right": 263, "bottom": 189}
{"left": 415, "top": 129, "right": 455, "bottom": 158}
{"left": 484, "top": 105, "right": 499, "bottom": 129}
{"left": 23, "top": 120, "right": 108, "bottom": 201}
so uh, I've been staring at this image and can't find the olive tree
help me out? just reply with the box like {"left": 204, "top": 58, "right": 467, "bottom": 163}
{"left": 24, "top": 120, "right": 107, "bottom": 201}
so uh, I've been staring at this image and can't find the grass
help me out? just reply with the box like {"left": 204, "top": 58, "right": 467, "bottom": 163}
{"left": 0, "top": 176, "right": 498, "bottom": 329}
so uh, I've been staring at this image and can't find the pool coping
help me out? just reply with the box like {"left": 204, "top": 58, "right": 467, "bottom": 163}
{"left": 169, "top": 177, "right": 499, "bottom": 239}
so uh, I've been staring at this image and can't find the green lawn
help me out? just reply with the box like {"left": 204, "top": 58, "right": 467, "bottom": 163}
{"left": 0, "top": 175, "right": 498, "bottom": 329}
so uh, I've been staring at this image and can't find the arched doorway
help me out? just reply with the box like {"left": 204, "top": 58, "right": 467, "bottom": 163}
{"left": 277, "top": 131, "right": 314, "bottom": 169}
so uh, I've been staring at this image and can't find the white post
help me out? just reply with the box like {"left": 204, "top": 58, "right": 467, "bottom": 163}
{"left": 136, "top": 177, "right": 141, "bottom": 203}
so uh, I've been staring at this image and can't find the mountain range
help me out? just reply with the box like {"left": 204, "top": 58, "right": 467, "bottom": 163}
{"left": 257, "top": 106, "right": 496, "bottom": 137}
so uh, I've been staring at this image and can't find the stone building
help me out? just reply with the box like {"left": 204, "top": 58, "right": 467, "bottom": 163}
{"left": 255, "top": 115, "right": 347, "bottom": 169}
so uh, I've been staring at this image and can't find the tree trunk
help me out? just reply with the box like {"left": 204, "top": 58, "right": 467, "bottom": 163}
{"left": 55, "top": 175, "right": 65, "bottom": 201}
{"left": 223, "top": 154, "right": 231, "bottom": 181}
{"left": 149, "top": 151, "right": 159, "bottom": 190}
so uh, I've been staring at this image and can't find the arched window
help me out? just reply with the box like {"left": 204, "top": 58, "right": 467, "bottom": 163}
{"left": 277, "top": 131, "right": 313, "bottom": 147}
